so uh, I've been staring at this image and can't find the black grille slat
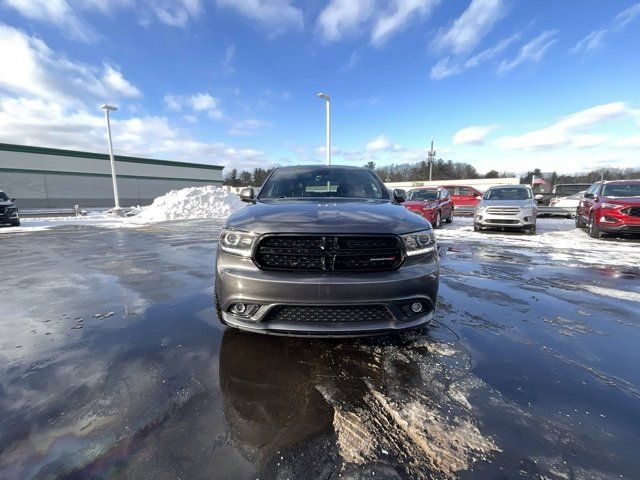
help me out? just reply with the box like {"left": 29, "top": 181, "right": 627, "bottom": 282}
{"left": 265, "top": 305, "right": 392, "bottom": 323}
{"left": 254, "top": 235, "right": 403, "bottom": 272}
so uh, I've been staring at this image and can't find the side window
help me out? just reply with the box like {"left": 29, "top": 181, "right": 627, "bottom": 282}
{"left": 459, "top": 187, "right": 474, "bottom": 196}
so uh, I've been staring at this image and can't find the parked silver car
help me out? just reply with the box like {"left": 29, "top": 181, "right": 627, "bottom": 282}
{"left": 474, "top": 185, "right": 538, "bottom": 234}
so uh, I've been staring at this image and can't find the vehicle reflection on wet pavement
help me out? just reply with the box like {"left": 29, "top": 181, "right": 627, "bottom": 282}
{"left": 0, "top": 219, "right": 639, "bottom": 479}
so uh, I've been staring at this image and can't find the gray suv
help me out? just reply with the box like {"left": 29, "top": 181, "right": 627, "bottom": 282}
{"left": 215, "top": 165, "right": 439, "bottom": 337}
{"left": 474, "top": 185, "right": 538, "bottom": 234}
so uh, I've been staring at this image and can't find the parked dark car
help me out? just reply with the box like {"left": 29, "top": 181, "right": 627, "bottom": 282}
{"left": 439, "top": 185, "right": 482, "bottom": 207}
{"left": 402, "top": 187, "right": 453, "bottom": 228}
{"left": 0, "top": 191, "right": 20, "bottom": 226}
{"left": 215, "top": 165, "right": 439, "bottom": 337}
{"left": 576, "top": 180, "right": 640, "bottom": 238}
{"left": 535, "top": 183, "right": 592, "bottom": 206}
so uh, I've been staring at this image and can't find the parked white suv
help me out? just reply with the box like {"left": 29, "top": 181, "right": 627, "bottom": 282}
{"left": 474, "top": 185, "right": 538, "bottom": 234}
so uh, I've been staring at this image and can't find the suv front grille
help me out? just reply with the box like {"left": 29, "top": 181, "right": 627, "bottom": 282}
{"left": 621, "top": 207, "right": 640, "bottom": 217}
{"left": 265, "top": 305, "right": 393, "bottom": 323}
{"left": 486, "top": 207, "right": 520, "bottom": 216}
{"left": 255, "top": 235, "right": 403, "bottom": 272}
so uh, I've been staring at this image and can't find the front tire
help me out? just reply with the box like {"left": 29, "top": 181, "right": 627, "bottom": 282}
{"left": 10, "top": 219, "right": 20, "bottom": 227}
{"left": 473, "top": 223, "right": 481, "bottom": 232}
{"left": 445, "top": 209, "right": 453, "bottom": 224}
{"left": 575, "top": 211, "right": 585, "bottom": 228}
{"left": 588, "top": 214, "right": 601, "bottom": 239}
{"left": 527, "top": 224, "right": 536, "bottom": 235}
{"left": 433, "top": 211, "right": 442, "bottom": 229}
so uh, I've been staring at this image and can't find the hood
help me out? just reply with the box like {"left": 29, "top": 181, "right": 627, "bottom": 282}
{"left": 225, "top": 199, "right": 431, "bottom": 235}
{"left": 402, "top": 200, "right": 436, "bottom": 210}
{"left": 601, "top": 196, "right": 640, "bottom": 206}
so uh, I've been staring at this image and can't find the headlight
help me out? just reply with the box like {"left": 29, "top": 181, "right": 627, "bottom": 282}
{"left": 219, "top": 229, "right": 258, "bottom": 256}
{"left": 601, "top": 203, "right": 623, "bottom": 209}
{"left": 401, "top": 230, "right": 436, "bottom": 256}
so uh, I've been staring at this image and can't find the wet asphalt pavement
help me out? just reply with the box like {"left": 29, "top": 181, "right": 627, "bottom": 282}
{"left": 1, "top": 219, "right": 639, "bottom": 479}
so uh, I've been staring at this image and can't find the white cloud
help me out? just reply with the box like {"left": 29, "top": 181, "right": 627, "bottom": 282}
{"left": 452, "top": 125, "right": 497, "bottom": 145}
{"left": 431, "top": 0, "right": 506, "bottom": 55}
{"left": 366, "top": 135, "right": 392, "bottom": 151}
{"left": 343, "top": 51, "right": 362, "bottom": 70}
{"left": 102, "top": 64, "right": 141, "bottom": 98}
{"left": 2, "top": 0, "right": 204, "bottom": 40}
{"left": 570, "top": 3, "right": 640, "bottom": 55}
{"left": 370, "top": 0, "right": 439, "bottom": 46}
{"left": 216, "top": 0, "right": 303, "bottom": 37}
{"left": 221, "top": 44, "right": 235, "bottom": 74}
{"left": 163, "top": 92, "right": 223, "bottom": 119}
{"left": 3, "top": 0, "right": 98, "bottom": 41}
{"left": 227, "top": 118, "right": 271, "bottom": 136}
{"left": 612, "top": 2, "right": 640, "bottom": 31}
{"left": 0, "top": 96, "right": 273, "bottom": 168}
{"left": 316, "top": 0, "right": 439, "bottom": 45}
{"left": 613, "top": 134, "right": 640, "bottom": 149}
{"left": 317, "top": 0, "right": 375, "bottom": 42}
{"left": 0, "top": 24, "right": 141, "bottom": 106}
{"left": 151, "top": 0, "right": 203, "bottom": 28}
{"left": 569, "top": 29, "right": 607, "bottom": 55}
{"left": 498, "top": 30, "right": 557, "bottom": 73}
{"left": 430, "top": 34, "right": 518, "bottom": 80}
{"left": 495, "top": 102, "right": 636, "bottom": 151}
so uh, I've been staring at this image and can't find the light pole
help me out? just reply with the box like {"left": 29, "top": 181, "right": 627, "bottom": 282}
{"left": 316, "top": 92, "right": 331, "bottom": 165}
{"left": 100, "top": 104, "right": 120, "bottom": 211}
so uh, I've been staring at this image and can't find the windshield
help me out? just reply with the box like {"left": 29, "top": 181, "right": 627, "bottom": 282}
{"left": 554, "top": 185, "right": 589, "bottom": 196}
{"left": 602, "top": 182, "right": 640, "bottom": 197}
{"left": 484, "top": 188, "right": 531, "bottom": 200}
{"left": 408, "top": 189, "right": 438, "bottom": 201}
{"left": 259, "top": 167, "right": 389, "bottom": 200}
{"left": 0, "top": 192, "right": 9, "bottom": 201}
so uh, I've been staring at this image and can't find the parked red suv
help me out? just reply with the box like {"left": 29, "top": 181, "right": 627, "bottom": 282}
{"left": 439, "top": 185, "right": 482, "bottom": 207}
{"left": 576, "top": 180, "right": 640, "bottom": 238}
{"left": 403, "top": 187, "right": 453, "bottom": 228}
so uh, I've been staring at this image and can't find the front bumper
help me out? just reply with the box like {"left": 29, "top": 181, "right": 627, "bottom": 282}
{"left": 475, "top": 210, "right": 536, "bottom": 228}
{"left": 597, "top": 213, "right": 640, "bottom": 234}
{"left": 405, "top": 207, "right": 436, "bottom": 223}
{"left": 0, "top": 208, "right": 19, "bottom": 224}
{"left": 215, "top": 249, "right": 439, "bottom": 337}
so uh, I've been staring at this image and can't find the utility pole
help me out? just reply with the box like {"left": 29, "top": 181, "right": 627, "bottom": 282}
{"left": 427, "top": 139, "right": 436, "bottom": 181}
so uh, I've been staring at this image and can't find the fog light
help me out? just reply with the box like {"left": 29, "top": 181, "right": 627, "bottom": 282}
{"left": 523, "top": 216, "right": 530, "bottom": 222}
{"left": 231, "top": 303, "right": 246, "bottom": 314}
{"left": 411, "top": 302, "right": 423, "bottom": 313}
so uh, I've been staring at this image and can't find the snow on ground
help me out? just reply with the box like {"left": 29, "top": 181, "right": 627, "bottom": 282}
{"left": 1, "top": 186, "right": 245, "bottom": 234}
{"left": 436, "top": 216, "right": 640, "bottom": 268}
{"left": 130, "top": 185, "right": 245, "bottom": 223}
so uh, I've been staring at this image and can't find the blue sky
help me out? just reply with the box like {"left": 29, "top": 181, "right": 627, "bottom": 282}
{"left": 0, "top": 0, "right": 639, "bottom": 174}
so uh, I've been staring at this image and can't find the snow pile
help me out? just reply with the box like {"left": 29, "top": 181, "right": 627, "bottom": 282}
{"left": 131, "top": 186, "right": 245, "bottom": 223}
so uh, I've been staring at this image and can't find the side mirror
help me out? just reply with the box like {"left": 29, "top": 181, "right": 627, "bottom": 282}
{"left": 10, "top": 198, "right": 16, "bottom": 202}
{"left": 239, "top": 187, "right": 255, "bottom": 203}
{"left": 475, "top": 195, "right": 482, "bottom": 200}
{"left": 393, "top": 189, "right": 406, "bottom": 203}
{"left": 583, "top": 193, "right": 594, "bottom": 199}
{"left": 534, "top": 194, "right": 543, "bottom": 201}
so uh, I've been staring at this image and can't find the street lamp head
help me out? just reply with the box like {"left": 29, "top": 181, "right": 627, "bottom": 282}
{"left": 100, "top": 104, "right": 118, "bottom": 111}
{"left": 316, "top": 92, "right": 330, "bottom": 101}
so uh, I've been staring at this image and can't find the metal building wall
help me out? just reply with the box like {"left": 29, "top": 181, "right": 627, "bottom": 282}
{"left": 0, "top": 144, "right": 223, "bottom": 209}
